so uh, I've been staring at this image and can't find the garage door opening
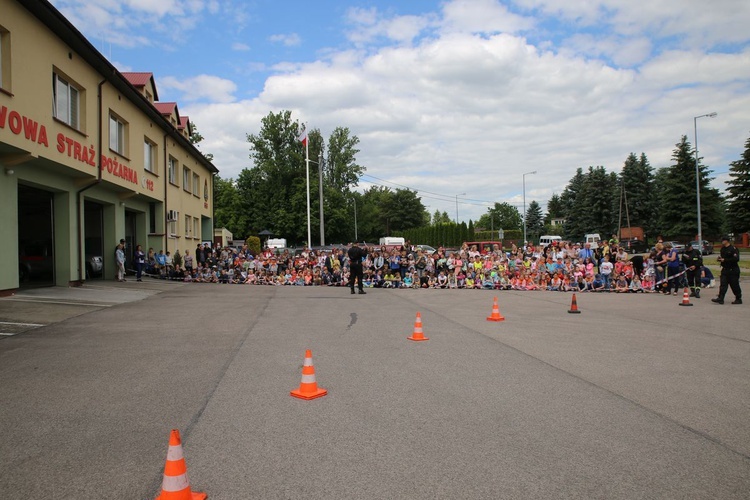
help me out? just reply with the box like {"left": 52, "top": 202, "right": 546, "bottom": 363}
{"left": 84, "top": 201, "right": 104, "bottom": 280}
{"left": 18, "top": 185, "right": 55, "bottom": 287}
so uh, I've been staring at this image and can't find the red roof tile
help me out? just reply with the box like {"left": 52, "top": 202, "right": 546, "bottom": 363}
{"left": 154, "top": 102, "right": 177, "bottom": 115}
{"left": 121, "top": 72, "right": 159, "bottom": 101}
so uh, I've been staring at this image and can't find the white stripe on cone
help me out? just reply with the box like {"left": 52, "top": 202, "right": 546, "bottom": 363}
{"left": 301, "top": 374, "right": 317, "bottom": 383}
{"left": 166, "top": 444, "right": 184, "bottom": 461}
{"left": 161, "top": 472, "right": 191, "bottom": 492}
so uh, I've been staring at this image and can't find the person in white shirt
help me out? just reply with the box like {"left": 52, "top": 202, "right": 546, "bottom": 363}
{"left": 600, "top": 254, "right": 614, "bottom": 290}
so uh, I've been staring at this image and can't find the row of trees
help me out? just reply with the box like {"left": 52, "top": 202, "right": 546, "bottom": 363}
{"left": 206, "top": 110, "right": 750, "bottom": 247}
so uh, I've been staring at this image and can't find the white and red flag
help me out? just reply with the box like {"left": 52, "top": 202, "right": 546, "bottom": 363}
{"left": 297, "top": 126, "right": 308, "bottom": 147}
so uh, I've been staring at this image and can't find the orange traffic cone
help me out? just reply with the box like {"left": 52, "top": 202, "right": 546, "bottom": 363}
{"left": 407, "top": 312, "right": 429, "bottom": 341}
{"left": 155, "top": 429, "right": 207, "bottom": 500}
{"left": 290, "top": 350, "right": 328, "bottom": 400}
{"left": 678, "top": 287, "right": 693, "bottom": 306}
{"left": 486, "top": 297, "right": 505, "bottom": 322}
{"left": 568, "top": 293, "right": 581, "bottom": 314}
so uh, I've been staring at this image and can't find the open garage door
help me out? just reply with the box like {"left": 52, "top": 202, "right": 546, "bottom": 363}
{"left": 18, "top": 185, "right": 55, "bottom": 287}
{"left": 84, "top": 201, "right": 104, "bottom": 280}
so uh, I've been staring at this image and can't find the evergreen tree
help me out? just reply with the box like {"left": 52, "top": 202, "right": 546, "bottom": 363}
{"left": 656, "top": 136, "right": 724, "bottom": 239}
{"left": 545, "top": 193, "right": 564, "bottom": 224}
{"left": 562, "top": 166, "right": 617, "bottom": 241}
{"left": 619, "top": 152, "right": 655, "bottom": 234}
{"left": 726, "top": 134, "right": 750, "bottom": 234}
{"left": 525, "top": 200, "right": 544, "bottom": 241}
{"left": 432, "top": 210, "right": 451, "bottom": 225}
{"left": 561, "top": 168, "right": 586, "bottom": 239}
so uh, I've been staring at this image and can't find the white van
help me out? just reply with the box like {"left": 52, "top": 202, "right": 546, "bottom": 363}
{"left": 379, "top": 236, "right": 405, "bottom": 246}
{"left": 584, "top": 233, "right": 601, "bottom": 249}
{"left": 266, "top": 238, "right": 287, "bottom": 249}
{"left": 538, "top": 235, "right": 562, "bottom": 247}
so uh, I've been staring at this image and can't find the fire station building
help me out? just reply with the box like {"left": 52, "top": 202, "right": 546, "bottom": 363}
{"left": 0, "top": 0, "right": 218, "bottom": 293}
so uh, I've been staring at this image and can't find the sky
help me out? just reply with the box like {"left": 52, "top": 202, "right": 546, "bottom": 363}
{"left": 50, "top": 0, "right": 750, "bottom": 223}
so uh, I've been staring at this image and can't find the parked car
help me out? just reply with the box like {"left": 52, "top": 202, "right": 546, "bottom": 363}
{"left": 666, "top": 241, "right": 685, "bottom": 252}
{"left": 688, "top": 240, "right": 713, "bottom": 255}
{"left": 619, "top": 238, "right": 650, "bottom": 254}
{"left": 415, "top": 244, "right": 437, "bottom": 255}
{"left": 84, "top": 237, "right": 103, "bottom": 279}
{"left": 85, "top": 254, "right": 103, "bottom": 278}
{"left": 19, "top": 241, "right": 54, "bottom": 282}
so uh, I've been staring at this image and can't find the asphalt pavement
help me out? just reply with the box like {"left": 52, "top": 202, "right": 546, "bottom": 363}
{"left": 0, "top": 281, "right": 748, "bottom": 499}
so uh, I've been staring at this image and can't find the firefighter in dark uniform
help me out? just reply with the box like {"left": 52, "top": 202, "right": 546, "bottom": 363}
{"left": 712, "top": 236, "right": 742, "bottom": 305}
{"left": 347, "top": 242, "right": 368, "bottom": 295}
{"left": 682, "top": 242, "right": 703, "bottom": 298}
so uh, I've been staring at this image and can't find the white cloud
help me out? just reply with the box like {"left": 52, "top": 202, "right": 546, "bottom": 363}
{"left": 159, "top": 75, "right": 237, "bottom": 103}
{"left": 232, "top": 42, "right": 251, "bottom": 51}
{"left": 269, "top": 33, "right": 302, "bottom": 47}
{"left": 345, "top": 7, "right": 435, "bottom": 45}
{"left": 50, "top": 0, "right": 221, "bottom": 49}
{"left": 563, "top": 34, "right": 652, "bottom": 67}
{"left": 441, "top": 0, "right": 534, "bottom": 34}
{"left": 639, "top": 49, "right": 750, "bottom": 87}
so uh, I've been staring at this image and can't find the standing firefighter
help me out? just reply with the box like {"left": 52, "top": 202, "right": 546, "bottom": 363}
{"left": 712, "top": 236, "right": 742, "bottom": 305}
{"left": 347, "top": 242, "right": 368, "bottom": 295}
{"left": 682, "top": 242, "right": 703, "bottom": 298}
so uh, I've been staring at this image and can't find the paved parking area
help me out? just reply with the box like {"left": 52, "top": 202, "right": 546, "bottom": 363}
{"left": 0, "top": 283, "right": 748, "bottom": 499}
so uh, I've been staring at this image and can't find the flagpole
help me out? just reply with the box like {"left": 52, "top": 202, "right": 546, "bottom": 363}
{"left": 305, "top": 126, "right": 311, "bottom": 249}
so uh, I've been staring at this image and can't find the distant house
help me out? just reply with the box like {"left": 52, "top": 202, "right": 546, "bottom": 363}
{"left": 551, "top": 218, "right": 566, "bottom": 227}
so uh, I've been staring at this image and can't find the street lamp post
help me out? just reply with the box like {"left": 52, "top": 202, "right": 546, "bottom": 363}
{"left": 455, "top": 192, "right": 466, "bottom": 223}
{"left": 523, "top": 170, "right": 537, "bottom": 244}
{"left": 693, "top": 112, "right": 717, "bottom": 246}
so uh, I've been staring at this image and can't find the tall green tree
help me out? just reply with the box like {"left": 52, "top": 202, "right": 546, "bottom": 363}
{"left": 432, "top": 210, "right": 451, "bottom": 225}
{"left": 619, "top": 152, "right": 655, "bottom": 234}
{"left": 726, "top": 134, "right": 750, "bottom": 234}
{"left": 213, "top": 176, "right": 246, "bottom": 237}
{"left": 477, "top": 202, "right": 522, "bottom": 231}
{"left": 525, "top": 200, "right": 544, "bottom": 241}
{"left": 655, "top": 136, "right": 724, "bottom": 239}
{"left": 321, "top": 127, "right": 365, "bottom": 243}
{"left": 561, "top": 168, "right": 586, "bottom": 239}
{"left": 358, "top": 186, "right": 427, "bottom": 239}
{"left": 544, "top": 193, "right": 564, "bottom": 224}
{"left": 236, "top": 111, "right": 365, "bottom": 246}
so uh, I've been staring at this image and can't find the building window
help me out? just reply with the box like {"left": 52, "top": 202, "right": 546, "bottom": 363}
{"left": 144, "top": 138, "right": 157, "bottom": 173}
{"left": 0, "top": 27, "right": 10, "bottom": 92}
{"left": 183, "top": 167, "right": 191, "bottom": 192}
{"left": 53, "top": 72, "right": 80, "bottom": 129}
{"left": 193, "top": 217, "right": 199, "bottom": 239}
{"left": 109, "top": 113, "right": 127, "bottom": 156}
{"left": 184, "top": 214, "right": 191, "bottom": 237}
{"left": 168, "top": 156, "right": 178, "bottom": 185}
{"left": 168, "top": 210, "right": 178, "bottom": 237}
{"left": 192, "top": 173, "right": 199, "bottom": 196}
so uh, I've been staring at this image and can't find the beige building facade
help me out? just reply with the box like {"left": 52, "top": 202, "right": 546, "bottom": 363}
{"left": 0, "top": 0, "right": 218, "bottom": 293}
